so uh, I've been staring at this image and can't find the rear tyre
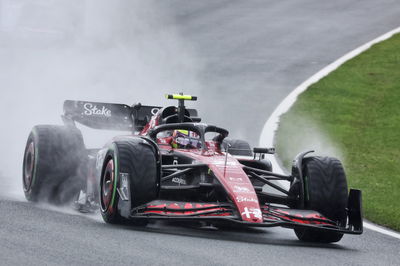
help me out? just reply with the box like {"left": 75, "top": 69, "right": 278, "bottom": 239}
{"left": 100, "top": 138, "right": 159, "bottom": 225}
{"left": 294, "top": 156, "right": 348, "bottom": 243}
{"left": 22, "top": 125, "right": 86, "bottom": 204}
{"left": 222, "top": 138, "right": 252, "bottom": 156}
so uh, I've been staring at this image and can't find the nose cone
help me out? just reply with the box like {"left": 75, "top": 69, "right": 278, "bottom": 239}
{"left": 210, "top": 158, "right": 263, "bottom": 223}
{"left": 231, "top": 185, "right": 263, "bottom": 223}
{"left": 212, "top": 164, "right": 263, "bottom": 223}
{"left": 191, "top": 152, "right": 264, "bottom": 223}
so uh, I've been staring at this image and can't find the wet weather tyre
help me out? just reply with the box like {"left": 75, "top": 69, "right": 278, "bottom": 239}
{"left": 294, "top": 156, "right": 348, "bottom": 243}
{"left": 100, "top": 138, "right": 159, "bottom": 225}
{"left": 22, "top": 125, "right": 86, "bottom": 204}
{"left": 222, "top": 138, "right": 252, "bottom": 156}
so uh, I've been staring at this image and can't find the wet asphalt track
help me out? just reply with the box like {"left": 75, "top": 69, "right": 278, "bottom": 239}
{"left": 1, "top": 1, "right": 400, "bottom": 265}
{"left": 1, "top": 200, "right": 399, "bottom": 266}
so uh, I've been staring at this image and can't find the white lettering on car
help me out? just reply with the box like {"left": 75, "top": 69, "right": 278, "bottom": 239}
{"left": 233, "top": 185, "right": 250, "bottom": 193}
{"left": 236, "top": 196, "right": 258, "bottom": 203}
{"left": 172, "top": 177, "right": 186, "bottom": 185}
{"left": 241, "top": 207, "right": 262, "bottom": 219}
{"left": 83, "top": 103, "right": 112, "bottom": 117}
{"left": 229, "top": 177, "right": 243, "bottom": 182}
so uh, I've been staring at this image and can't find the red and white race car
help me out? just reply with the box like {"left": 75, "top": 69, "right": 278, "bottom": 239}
{"left": 22, "top": 94, "right": 363, "bottom": 243}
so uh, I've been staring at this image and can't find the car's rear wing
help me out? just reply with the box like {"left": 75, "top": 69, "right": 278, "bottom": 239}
{"left": 62, "top": 100, "right": 199, "bottom": 132}
{"left": 62, "top": 100, "right": 161, "bottom": 131}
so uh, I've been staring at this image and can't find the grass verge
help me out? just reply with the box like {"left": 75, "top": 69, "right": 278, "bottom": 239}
{"left": 275, "top": 33, "right": 400, "bottom": 231}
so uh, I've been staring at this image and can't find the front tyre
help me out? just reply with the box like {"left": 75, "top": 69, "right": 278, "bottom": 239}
{"left": 294, "top": 156, "right": 348, "bottom": 243}
{"left": 100, "top": 154, "right": 122, "bottom": 224}
{"left": 100, "top": 138, "right": 159, "bottom": 225}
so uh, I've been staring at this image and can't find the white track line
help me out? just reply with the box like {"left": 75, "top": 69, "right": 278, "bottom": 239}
{"left": 364, "top": 222, "right": 400, "bottom": 239}
{"left": 259, "top": 26, "right": 400, "bottom": 240}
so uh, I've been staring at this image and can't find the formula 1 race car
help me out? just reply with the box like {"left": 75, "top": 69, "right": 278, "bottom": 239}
{"left": 22, "top": 94, "right": 363, "bottom": 243}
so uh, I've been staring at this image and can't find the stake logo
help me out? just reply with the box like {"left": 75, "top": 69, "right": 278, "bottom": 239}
{"left": 233, "top": 185, "right": 250, "bottom": 193}
{"left": 83, "top": 103, "right": 111, "bottom": 117}
{"left": 236, "top": 196, "right": 258, "bottom": 203}
{"left": 228, "top": 177, "right": 243, "bottom": 182}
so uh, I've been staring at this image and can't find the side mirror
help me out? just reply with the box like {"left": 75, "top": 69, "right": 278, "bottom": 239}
{"left": 252, "top": 147, "right": 275, "bottom": 160}
{"left": 253, "top": 147, "right": 275, "bottom": 154}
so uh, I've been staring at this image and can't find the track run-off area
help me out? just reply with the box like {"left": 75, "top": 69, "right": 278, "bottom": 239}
{"left": 260, "top": 26, "right": 400, "bottom": 240}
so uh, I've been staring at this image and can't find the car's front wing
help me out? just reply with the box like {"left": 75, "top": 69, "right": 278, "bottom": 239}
{"left": 129, "top": 190, "right": 363, "bottom": 235}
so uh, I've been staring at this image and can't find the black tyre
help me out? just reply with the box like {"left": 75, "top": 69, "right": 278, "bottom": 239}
{"left": 222, "top": 138, "right": 252, "bottom": 156}
{"left": 22, "top": 125, "right": 86, "bottom": 204}
{"left": 294, "top": 156, "right": 348, "bottom": 243}
{"left": 100, "top": 138, "right": 159, "bottom": 225}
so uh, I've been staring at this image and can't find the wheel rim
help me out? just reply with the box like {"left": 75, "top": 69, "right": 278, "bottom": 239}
{"left": 23, "top": 141, "right": 35, "bottom": 191}
{"left": 101, "top": 158, "right": 114, "bottom": 212}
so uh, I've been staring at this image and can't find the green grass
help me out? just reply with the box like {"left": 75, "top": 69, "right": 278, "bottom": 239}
{"left": 275, "top": 33, "right": 400, "bottom": 231}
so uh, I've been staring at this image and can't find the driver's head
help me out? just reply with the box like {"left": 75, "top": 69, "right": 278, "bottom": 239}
{"left": 171, "top": 130, "right": 201, "bottom": 149}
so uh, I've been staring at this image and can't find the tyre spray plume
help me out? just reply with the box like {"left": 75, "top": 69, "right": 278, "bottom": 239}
{"left": 0, "top": 0, "right": 202, "bottom": 200}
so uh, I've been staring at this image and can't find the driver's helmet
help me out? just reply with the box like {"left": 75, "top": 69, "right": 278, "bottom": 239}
{"left": 171, "top": 130, "right": 201, "bottom": 149}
